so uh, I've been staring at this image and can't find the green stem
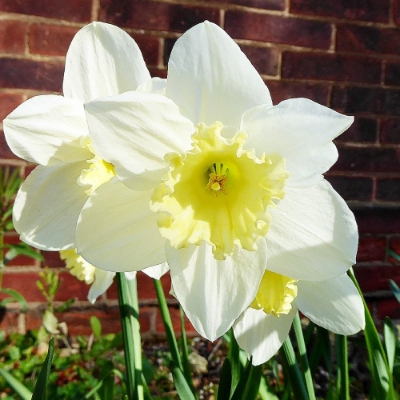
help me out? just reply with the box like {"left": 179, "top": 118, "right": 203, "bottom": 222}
{"left": 0, "top": 230, "right": 4, "bottom": 290}
{"left": 153, "top": 279, "right": 182, "bottom": 370}
{"left": 280, "top": 336, "right": 309, "bottom": 400}
{"left": 293, "top": 312, "right": 316, "bottom": 400}
{"left": 335, "top": 334, "right": 349, "bottom": 400}
{"left": 116, "top": 273, "right": 140, "bottom": 400}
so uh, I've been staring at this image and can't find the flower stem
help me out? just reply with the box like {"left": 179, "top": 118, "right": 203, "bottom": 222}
{"left": 153, "top": 278, "right": 182, "bottom": 370}
{"left": 293, "top": 312, "right": 316, "bottom": 400}
{"left": 335, "top": 334, "right": 349, "bottom": 400}
{"left": 280, "top": 335, "right": 309, "bottom": 400}
{"left": 116, "top": 272, "right": 142, "bottom": 400}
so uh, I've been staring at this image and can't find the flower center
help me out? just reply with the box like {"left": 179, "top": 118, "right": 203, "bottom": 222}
{"left": 251, "top": 270, "right": 298, "bottom": 317}
{"left": 151, "top": 122, "right": 288, "bottom": 260}
{"left": 207, "top": 163, "right": 229, "bottom": 195}
{"left": 60, "top": 249, "right": 95, "bottom": 285}
{"left": 77, "top": 137, "right": 115, "bottom": 196}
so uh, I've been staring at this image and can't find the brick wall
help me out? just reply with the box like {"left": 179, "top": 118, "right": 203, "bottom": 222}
{"left": 1, "top": 0, "right": 400, "bottom": 336}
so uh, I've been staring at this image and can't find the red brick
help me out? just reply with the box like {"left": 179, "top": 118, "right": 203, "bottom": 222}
{"left": 332, "top": 146, "right": 400, "bottom": 173}
{"left": 380, "top": 118, "right": 400, "bottom": 144}
{"left": 282, "top": 51, "right": 381, "bottom": 84}
{"left": 107, "top": 271, "right": 172, "bottom": 301}
{"left": 290, "top": 0, "right": 390, "bottom": 23}
{"left": 353, "top": 207, "right": 400, "bottom": 234}
{"left": 149, "top": 68, "right": 167, "bottom": 79}
{"left": 394, "top": 0, "right": 400, "bottom": 26}
{"left": 1, "top": 272, "right": 43, "bottom": 302}
{"left": 376, "top": 298, "right": 400, "bottom": 320}
{"left": 211, "top": 0, "right": 284, "bottom": 10}
{"left": 354, "top": 265, "right": 400, "bottom": 292}
{"left": 155, "top": 305, "right": 195, "bottom": 334}
{"left": 225, "top": 10, "right": 332, "bottom": 49}
{"left": 29, "top": 24, "right": 78, "bottom": 57}
{"left": 4, "top": 233, "right": 38, "bottom": 267}
{"left": 0, "top": 0, "right": 92, "bottom": 22}
{"left": 266, "top": 80, "right": 330, "bottom": 105}
{"left": 384, "top": 61, "right": 400, "bottom": 87}
{"left": 57, "top": 308, "right": 121, "bottom": 335}
{"left": 325, "top": 176, "right": 373, "bottom": 202}
{"left": 388, "top": 237, "right": 400, "bottom": 262}
{"left": 240, "top": 45, "right": 279, "bottom": 76}
{"left": 55, "top": 271, "right": 92, "bottom": 302}
{"left": 336, "top": 117, "right": 378, "bottom": 143}
{"left": 0, "top": 93, "right": 25, "bottom": 122}
{"left": 336, "top": 25, "right": 400, "bottom": 56}
{"left": 41, "top": 250, "right": 63, "bottom": 268}
{"left": 0, "top": 58, "right": 63, "bottom": 91}
{"left": 356, "top": 236, "right": 387, "bottom": 262}
{"left": 376, "top": 179, "right": 400, "bottom": 201}
{"left": 331, "top": 86, "right": 400, "bottom": 117}
{"left": 99, "top": 1, "right": 220, "bottom": 32}
{"left": 0, "top": 130, "right": 18, "bottom": 160}
{"left": 138, "top": 306, "right": 156, "bottom": 333}
{"left": 0, "top": 20, "right": 27, "bottom": 53}
{"left": 130, "top": 34, "right": 160, "bottom": 66}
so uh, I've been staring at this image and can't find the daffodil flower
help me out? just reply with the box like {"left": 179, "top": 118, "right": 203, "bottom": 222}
{"left": 77, "top": 22, "right": 358, "bottom": 341}
{"left": 233, "top": 270, "right": 365, "bottom": 365}
{"left": 60, "top": 249, "right": 168, "bottom": 303}
{"left": 3, "top": 22, "right": 156, "bottom": 251}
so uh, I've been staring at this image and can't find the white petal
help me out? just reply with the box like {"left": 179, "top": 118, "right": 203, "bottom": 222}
{"left": 125, "top": 271, "right": 137, "bottom": 280}
{"left": 297, "top": 274, "right": 365, "bottom": 335}
{"left": 85, "top": 91, "right": 194, "bottom": 190}
{"left": 3, "top": 95, "right": 92, "bottom": 166}
{"left": 14, "top": 162, "right": 88, "bottom": 250}
{"left": 167, "top": 21, "right": 272, "bottom": 136}
{"left": 136, "top": 77, "right": 167, "bottom": 95}
{"left": 241, "top": 98, "right": 353, "bottom": 187}
{"left": 266, "top": 180, "right": 358, "bottom": 280}
{"left": 88, "top": 269, "right": 115, "bottom": 304}
{"left": 76, "top": 180, "right": 166, "bottom": 272}
{"left": 167, "top": 241, "right": 267, "bottom": 341}
{"left": 64, "top": 22, "right": 150, "bottom": 102}
{"left": 234, "top": 307, "right": 295, "bottom": 366}
{"left": 142, "top": 263, "right": 169, "bottom": 280}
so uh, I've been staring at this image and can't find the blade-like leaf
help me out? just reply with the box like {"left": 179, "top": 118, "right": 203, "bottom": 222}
{"left": 31, "top": 337, "right": 55, "bottom": 400}
{"left": 217, "top": 357, "right": 232, "bottom": 400}
{"left": 383, "top": 317, "right": 396, "bottom": 373}
{"left": 0, "top": 288, "right": 27, "bottom": 311}
{"left": 4, "top": 243, "right": 43, "bottom": 264}
{"left": 389, "top": 279, "right": 400, "bottom": 304}
{"left": 0, "top": 367, "right": 32, "bottom": 400}
{"left": 231, "top": 359, "right": 262, "bottom": 400}
{"left": 169, "top": 360, "right": 196, "bottom": 400}
{"left": 90, "top": 315, "right": 102, "bottom": 340}
{"left": 54, "top": 298, "right": 75, "bottom": 313}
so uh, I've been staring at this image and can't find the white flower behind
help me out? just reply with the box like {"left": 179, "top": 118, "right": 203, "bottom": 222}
{"left": 76, "top": 22, "right": 360, "bottom": 341}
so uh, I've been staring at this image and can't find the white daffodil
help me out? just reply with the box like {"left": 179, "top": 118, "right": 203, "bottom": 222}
{"left": 3, "top": 21, "right": 160, "bottom": 252}
{"left": 77, "top": 22, "right": 357, "bottom": 341}
{"left": 233, "top": 270, "right": 365, "bottom": 365}
{"left": 60, "top": 249, "right": 168, "bottom": 303}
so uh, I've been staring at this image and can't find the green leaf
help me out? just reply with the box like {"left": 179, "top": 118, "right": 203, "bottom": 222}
{"left": 389, "top": 279, "right": 400, "bottom": 304}
{"left": 4, "top": 243, "right": 43, "bottom": 264}
{"left": 31, "top": 336, "right": 55, "bottom": 400}
{"left": 0, "top": 288, "right": 27, "bottom": 311}
{"left": 0, "top": 367, "right": 32, "bottom": 400}
{"left": 387, "top": 249, "right": 400, "bottom": 263}
{"left": 228, "top": 328, "right": 242, "bottom": 394}
{"left": 217, "top": 358, "right": 232, "bottom": 400}
{"left": 99, "top": 375, "right": 115, "bottom": 400}
{"left": 349, "top": 268, "right": 395, "bottom": 400}
{"left": 43, "top": 310, "right": 59, "bottom": 334}
{"left": 179, "top": 306, "right": 195, "bottom": 395}
{"left": 90, "top": 315, "right": 102, "bottom": 340}
{"left": 54, "top": 298, "right": 75, "bottom": 313}
{"left": 231, "top": 359, "right": 262, "bottom": 400}
{"left": 383, "top": 317, "right": 396, "bottom": 373}
{"left": 169, "top": 359, "right": 196, "bottom": 400}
